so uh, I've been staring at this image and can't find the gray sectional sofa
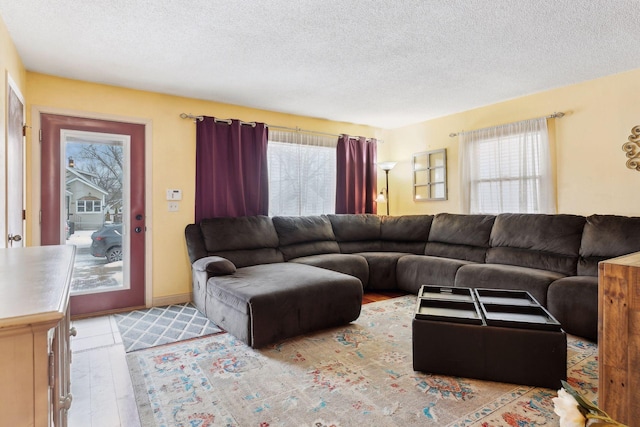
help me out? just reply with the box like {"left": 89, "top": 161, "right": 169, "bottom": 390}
{"left": 185, "top": 213, "right": 640, "bottom": 347}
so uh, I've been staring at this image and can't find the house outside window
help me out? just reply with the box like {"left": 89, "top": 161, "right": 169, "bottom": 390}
{"left": 459, "top": 117, "right": 555, "bottom": 214}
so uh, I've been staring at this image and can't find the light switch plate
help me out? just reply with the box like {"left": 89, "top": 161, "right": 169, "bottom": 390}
{"left": 166, "top": 189, "right": 182, "bottom": 200}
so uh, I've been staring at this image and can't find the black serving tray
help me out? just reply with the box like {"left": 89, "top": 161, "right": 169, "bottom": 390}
{"left": 418, "top": 285, "right": 474, "bottom": 302}
{"left": 474, "top": 288, "right": 539, "bottom": 307}
{"left": 480, "top": 303, "right": 562, "bottom": 331}
{"left": 415, "top": 298, "right": 484, "bottom": 325}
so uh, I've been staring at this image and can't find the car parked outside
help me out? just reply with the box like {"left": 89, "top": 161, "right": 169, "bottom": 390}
{"left": 90, "top": 223, "right": 123, "bottom": 262}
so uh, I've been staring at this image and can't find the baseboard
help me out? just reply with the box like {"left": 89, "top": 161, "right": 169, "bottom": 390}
{"left": 152, "top": 292, "right": 192, "bottom": 307}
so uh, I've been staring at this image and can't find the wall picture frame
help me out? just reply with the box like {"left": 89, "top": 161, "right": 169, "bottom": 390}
{"left": 413, "top": 149, "right": 447, "bottom": 201}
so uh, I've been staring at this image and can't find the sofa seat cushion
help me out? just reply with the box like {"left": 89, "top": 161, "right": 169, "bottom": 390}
{"left": 355, "top": 252, "right": 409, "bottom": 290}
{"left": 455, "top": 263, "right": 565, "bottom": 306}
{"left": 205, "top": 263, "right": 363, "bottom": 348}
{"left": 289, "top": 253, "right": 369, "bottom": 287}
{"left": 547, "top": 276, "right": 598, "bottom": 341}
{"left": 397, "top": 255, "right": 473, "bottom": 293}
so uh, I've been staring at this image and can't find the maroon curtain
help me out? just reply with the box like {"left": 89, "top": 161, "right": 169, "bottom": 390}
{"left": 335, "top": 135, "right": 377, "bottom": 214}
{"left": 195, "top": 117, "right": 269, "bottom": 222}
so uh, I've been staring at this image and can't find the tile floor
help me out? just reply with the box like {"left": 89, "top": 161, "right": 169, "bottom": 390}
{"left": 68, "top": 315, "right": 141, "bottom": 427}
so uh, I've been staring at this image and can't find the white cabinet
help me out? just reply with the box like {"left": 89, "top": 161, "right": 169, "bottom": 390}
{"left": 0, "top": 245, "right": 75, "bottom": 426}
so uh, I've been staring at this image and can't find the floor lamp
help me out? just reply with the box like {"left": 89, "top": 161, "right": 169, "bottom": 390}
{"left": 377, "top": 162, "right": 397, "bottom": 216}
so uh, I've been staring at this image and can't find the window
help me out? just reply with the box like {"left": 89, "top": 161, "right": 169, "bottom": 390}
{"left": 268, "top": 130, "right": 337, "bottom": 216}
{"left": 77, "top": 199, "right": 102, "bottom": 213}
{"left": 459, "top": 118, "right": 555, "bottom": 214}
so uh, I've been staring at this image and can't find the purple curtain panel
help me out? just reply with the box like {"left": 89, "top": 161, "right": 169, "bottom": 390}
{"left": 195, "top": 117, "right": 269, "bottom": 222}
{"left": 336, "top": 135, "right": 377, "bottom": 214}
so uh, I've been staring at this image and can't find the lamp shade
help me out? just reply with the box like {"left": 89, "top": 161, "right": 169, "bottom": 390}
{"left": 378, "top": 161, "right": 397, "bottom": 171}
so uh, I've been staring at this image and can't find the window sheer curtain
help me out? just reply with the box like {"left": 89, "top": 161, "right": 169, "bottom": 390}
{"left": 195, "top": 117, "right": 269, "bottom": 222}
{"left": 459, "top": 117, "right": 555, "bottom": 214}
{"left": 335, "top": 135, "right": 377, "bottom": 214}
{"left": 267, "top": 130, "right": 337, "bottom": 216}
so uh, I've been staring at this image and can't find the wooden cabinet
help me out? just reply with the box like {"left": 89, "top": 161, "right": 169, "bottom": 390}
{"left": 598, "top": 252, "right": 640, "bottom": 425}
{"left": 0, "top": 245, "right": 75, "bottom": 427}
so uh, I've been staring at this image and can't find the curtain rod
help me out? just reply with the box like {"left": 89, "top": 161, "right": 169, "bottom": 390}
{"left": 179, "top": 113, "right": 382, "bottom": 142}
{"left": 448, "top": 112, "right": 565, "bottom": 138}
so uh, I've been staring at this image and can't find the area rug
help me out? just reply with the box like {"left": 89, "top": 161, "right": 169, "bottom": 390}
{"left": 126, "top": 296, "right": 598, "bottom": 426}
{"left": 114, "top": 303, "right": 222, "bottom": 352}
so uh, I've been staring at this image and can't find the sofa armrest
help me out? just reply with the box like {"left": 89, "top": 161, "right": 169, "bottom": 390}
{"left": 192, "top": 256, "right": 237, "bottom": 276}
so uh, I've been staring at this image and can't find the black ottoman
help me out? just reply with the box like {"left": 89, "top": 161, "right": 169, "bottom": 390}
{"left": 412, "top": 286, "right": 567, "bottom": 389}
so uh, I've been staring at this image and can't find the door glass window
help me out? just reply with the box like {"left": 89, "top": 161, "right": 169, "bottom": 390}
{"left": 63, "top": 132, "right": 129, "bottom": 295}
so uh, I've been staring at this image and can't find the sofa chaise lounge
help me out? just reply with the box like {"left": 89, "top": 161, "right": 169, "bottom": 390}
{"left": 185, "top": 213, "right": 640, "bottom": 348}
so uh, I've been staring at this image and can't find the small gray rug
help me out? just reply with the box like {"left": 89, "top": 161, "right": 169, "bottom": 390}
{"left": 114, "top": 303, "right": 223, "bottom": 352}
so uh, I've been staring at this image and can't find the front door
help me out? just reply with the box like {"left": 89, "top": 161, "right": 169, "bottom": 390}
{"left": 40, "top": 114, "right": 145, "bottom": 315}
{"left": 6, "top": 78, "right": 25, "bottom": 248}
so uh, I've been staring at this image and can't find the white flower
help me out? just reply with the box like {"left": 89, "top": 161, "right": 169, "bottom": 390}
{"left": 553, "top": 388, "right": 587, "bottom": 427}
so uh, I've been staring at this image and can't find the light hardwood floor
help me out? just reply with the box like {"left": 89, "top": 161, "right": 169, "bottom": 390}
{"left": 68, "top": 291, "right": 406, "bottom": 426}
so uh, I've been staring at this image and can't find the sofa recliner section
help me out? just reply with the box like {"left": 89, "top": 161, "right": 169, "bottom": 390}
{"left": 545, "top": 214, "right": 640, "bottom": 341}
{"left": 206, "top": 263, "right": 362, "bottom": 348}
{"left": 188, "top": 215, "right": 364, "bottom": 348}
{"left": 327, "top": 214, "right": 432, "bottom": 288}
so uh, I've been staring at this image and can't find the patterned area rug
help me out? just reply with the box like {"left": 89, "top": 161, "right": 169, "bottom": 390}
{"left": 114, "top": 303, "right": 222, "bottom": 352}
{"left": 126, "top": 296, "right": 598, "bottom": 426}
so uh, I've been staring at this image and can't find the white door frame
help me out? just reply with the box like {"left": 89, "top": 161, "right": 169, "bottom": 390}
{"left": 30, "top": 106, "right": 153, "bottom": 307}
{"left": 2, "top": 73, "right": 26, "bottom": 248}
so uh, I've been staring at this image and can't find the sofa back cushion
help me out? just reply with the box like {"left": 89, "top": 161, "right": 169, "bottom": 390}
{"left": 579, "top": 214, "right": 640, "bottom": 276}
{"left": 380, "top": 215, "right": 433, "bottom": 253}
{"left": 425, "top": 213, "right": 495, "bottom": 262}
{"left": 272, "top": 215, "right": 340, "bottom": 261}
{"left": 487, "top": 213, "right": 585, "bottom": 275}
{"left": 197, "top": 216, "right": 284, "bottom": 267}
{"left": 327, "top": 214, "right": 382, "bottom": 252}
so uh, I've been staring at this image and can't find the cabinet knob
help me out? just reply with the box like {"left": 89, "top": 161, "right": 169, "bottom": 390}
{"left": 69, "top": 327, "right": 77, "bottom": 337}
{"left": 60, "top": 393, "right": 73, "bottom": 410}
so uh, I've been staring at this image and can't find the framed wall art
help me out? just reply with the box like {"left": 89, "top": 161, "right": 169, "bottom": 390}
{"left": 413, "top": 149, "right": 447, "bottom": 201}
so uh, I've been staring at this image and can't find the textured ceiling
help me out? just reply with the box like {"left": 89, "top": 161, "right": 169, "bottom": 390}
{"left": 1, "top": 1, "right": 640, "bottom": 129}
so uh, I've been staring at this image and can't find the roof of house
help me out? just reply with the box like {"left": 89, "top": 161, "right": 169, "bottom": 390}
{"left": 66, "top": 168, "right": 108, "bottom": 196}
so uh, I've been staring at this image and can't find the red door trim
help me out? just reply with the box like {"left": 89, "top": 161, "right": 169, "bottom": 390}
{"left": 40, "top": 113, "right": 145, "bottom": 315}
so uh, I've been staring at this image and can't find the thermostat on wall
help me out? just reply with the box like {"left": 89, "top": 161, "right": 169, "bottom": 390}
{"left": 166, "top": 189, "right": 182, "bottom": 200}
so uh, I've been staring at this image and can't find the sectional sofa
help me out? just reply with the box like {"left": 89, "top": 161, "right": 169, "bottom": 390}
{"left": 185, "top": 213, "right": 640, "bottom": 348}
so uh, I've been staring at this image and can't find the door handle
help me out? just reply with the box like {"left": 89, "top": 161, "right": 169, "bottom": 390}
{"left": 135, "top": 227, "right": 142, "bottom": 233}
{"left": 8, "top": 234, "right": 22, "bottom": 244}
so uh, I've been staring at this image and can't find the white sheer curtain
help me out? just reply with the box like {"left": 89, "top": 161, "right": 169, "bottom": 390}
{"left": 267, "top": 130, "right": 337, "bottom": 216}
{"left": 459, "top": 117, "right": 555, "bottom": 214}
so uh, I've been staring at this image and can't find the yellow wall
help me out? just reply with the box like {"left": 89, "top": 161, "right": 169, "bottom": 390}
{"left": 379, "top": 68, "right": 640, "bottom": 217}
{"left": 25, "top": 73, "right": 383, "bottom": 301}
{"left": 0, "top": 14, "right": 26, "bottom": 101}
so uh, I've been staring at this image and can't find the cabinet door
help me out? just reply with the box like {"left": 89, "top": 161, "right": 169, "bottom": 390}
{"left": 52, "top": 305, "right": 72, "bottom": 426}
